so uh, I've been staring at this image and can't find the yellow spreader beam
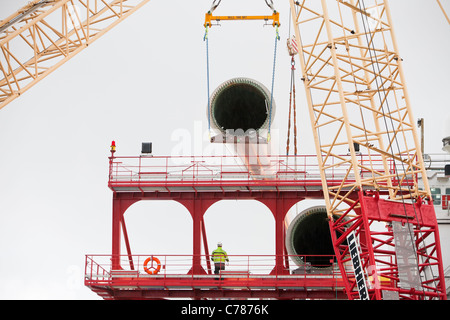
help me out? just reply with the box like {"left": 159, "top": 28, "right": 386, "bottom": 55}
{"left": 204, "top": 11, "right": 280, "bottom": 28}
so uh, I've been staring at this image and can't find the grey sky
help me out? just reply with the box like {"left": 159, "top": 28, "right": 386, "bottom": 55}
{"left": 0, "top": 0, "right": 448, "bottom": 299}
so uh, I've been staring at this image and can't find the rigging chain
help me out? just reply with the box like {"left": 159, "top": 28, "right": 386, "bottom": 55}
{"left": 286, "top": 56, "right": 298, "bottom": 156}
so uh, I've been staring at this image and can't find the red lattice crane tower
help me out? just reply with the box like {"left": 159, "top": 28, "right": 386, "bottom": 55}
{"left": 0, "top": 0, "right": 150, "bottom": 110}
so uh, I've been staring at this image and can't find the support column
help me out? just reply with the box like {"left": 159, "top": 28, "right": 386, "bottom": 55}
{"left": 274, "top": 199, "right": 286, "bottom": 275}
{"left": 192, "top": 199, "right": 204, "bottom": 274}
{"left": 259, "top": 195, "right": 301, "bottom": 275}
{"left": 178, "top": 195, "right": 218, "bottom": 275}
{"left": 111, "top": 198, "right": 122, "bottom": 270}
{"left": 111, "top": 195, "right": 139, "bottom": 270}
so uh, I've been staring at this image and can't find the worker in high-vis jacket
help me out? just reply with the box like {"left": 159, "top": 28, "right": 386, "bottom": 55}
{"left": 211, "top": 242, "right": 229, "bottom": 275}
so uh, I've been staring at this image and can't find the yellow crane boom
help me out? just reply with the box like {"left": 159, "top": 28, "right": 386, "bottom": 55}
{"left": 0, "top": 0, "right": 151, "bottom": 110}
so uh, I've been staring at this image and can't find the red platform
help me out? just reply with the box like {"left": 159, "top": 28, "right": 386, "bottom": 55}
{"left": 84, "top": 153, "right": 402, "bottom": 300}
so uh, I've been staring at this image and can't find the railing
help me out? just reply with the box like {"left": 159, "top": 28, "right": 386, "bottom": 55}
{"left": 85, "top": 254, "right": 347, "bottom": 282}
{"left": 108, "top": 154, "right": 400, "bottom": 186}
{"left": 85, "top": 254, "right": 410, "bottom": 300}
{"left": 85, "top": 254, "right": 357, "bottom": 299}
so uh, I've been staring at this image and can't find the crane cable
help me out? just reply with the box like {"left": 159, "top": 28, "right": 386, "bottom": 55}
{"left": 268, "top": 25, "right": 280, "bottom": 142}
{"left": 204, "top": 23, "right": 280, "bottom": 142}
{"left": 203, "top": 0, "right": 280, "bottom": 142}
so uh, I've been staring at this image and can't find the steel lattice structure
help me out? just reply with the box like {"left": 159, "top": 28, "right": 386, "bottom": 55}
{"left": 0, "top": 0, "right": 150, "bottom": 110}
{"left": 289, "top": 0, "right": 446, "bottom": 299}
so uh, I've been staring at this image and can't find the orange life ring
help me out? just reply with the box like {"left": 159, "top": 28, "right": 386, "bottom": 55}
{"left": 143, "top": 256, "right": 161, "bottom": 275}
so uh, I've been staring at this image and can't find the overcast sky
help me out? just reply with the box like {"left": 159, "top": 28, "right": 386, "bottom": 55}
{"left": 0, "top": 0, "right": 449, "bottom": 299}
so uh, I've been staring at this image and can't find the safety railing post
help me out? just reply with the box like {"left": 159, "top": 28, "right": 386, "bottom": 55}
{"left": 85, "top": 255, "right": 90, "bottom": 281}
{"left": 137, "top": 255, "right": 141, "bottom": 280}
{"left": 165, "top": 157, "right": 168, "bottom": 181}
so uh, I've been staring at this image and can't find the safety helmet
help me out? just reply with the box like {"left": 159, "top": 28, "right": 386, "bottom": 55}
{"left": 217, "top": 242, "right": 222, "bottom": 247}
